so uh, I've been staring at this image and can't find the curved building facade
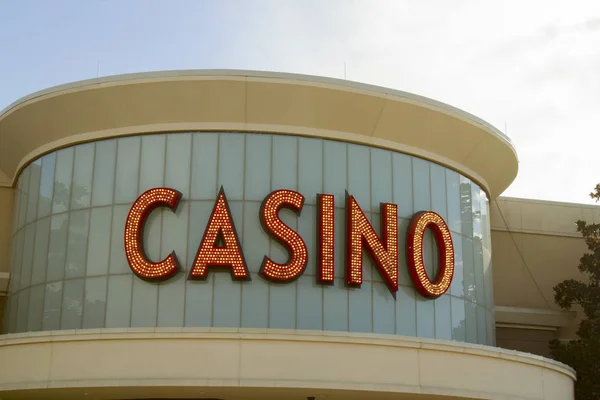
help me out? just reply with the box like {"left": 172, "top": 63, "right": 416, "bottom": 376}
{"left": 0, "top": 70, "right": 574, "bottom": 399}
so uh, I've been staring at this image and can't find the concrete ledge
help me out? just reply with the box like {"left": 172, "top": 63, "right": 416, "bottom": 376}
{"left": 0, "top": 328, "right": 575, "bottom": 400}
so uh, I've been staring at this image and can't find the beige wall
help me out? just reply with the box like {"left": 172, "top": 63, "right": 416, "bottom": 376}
{"left": 490, "top": 197, "right": 600, "bottom": 355}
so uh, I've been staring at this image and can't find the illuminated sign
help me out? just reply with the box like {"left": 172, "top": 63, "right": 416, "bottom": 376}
{"left": 125, "top": 187, "right": 454, "bottom": 298}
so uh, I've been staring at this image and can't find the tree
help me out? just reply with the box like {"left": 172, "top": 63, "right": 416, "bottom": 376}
{"left": 549, "top": 184, "right": 600, "bottom": 399}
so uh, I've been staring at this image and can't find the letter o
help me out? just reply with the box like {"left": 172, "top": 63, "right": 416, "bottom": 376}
{"left": 406, "top": 211, "right": 454, "bottom": 298}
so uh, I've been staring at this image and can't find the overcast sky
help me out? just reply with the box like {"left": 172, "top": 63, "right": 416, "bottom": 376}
{"left": 1, "top": 0, "right": 600, "bottom": 204}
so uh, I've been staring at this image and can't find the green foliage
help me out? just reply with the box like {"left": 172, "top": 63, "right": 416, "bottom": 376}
{"left": 550, "top": 185, "right": 600, "bottom": 399}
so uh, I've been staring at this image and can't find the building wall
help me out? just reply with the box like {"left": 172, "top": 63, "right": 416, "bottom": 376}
{"left": 490, "top": 197, "right": 600, "bottom": 356}
{"left": 3, "top": 131, "right": 494, "bottom": 345}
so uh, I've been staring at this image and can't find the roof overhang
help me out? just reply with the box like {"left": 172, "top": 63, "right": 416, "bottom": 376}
{"left": 0, "top": 70, "right": 518, "bottom": 198}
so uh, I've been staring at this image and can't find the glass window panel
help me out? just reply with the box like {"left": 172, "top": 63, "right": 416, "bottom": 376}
{"left": 213, "top": 274, "right": 242, "bottom": 328}
{"left": 86, "top": 207, "right": 112, "bottom": 276}
{"left": 185, "top": 277, "right": 213, "bottom": 327}
{"left": 12, "top": 230, "right": 25, "bottom": 291}
{"left": 465, "top": 300, "right": 478, "bottom": 344}
{"left": 434, "top": 294, "right": 452, "bottom": 340}
{"left": 20, "top": 223, "right": 36, "bottom": 289}
{"left": 139, "top": 134, "right": 166, "bottom": 191}
{"left": 70, "top": 143, "right": 95, "bottom": 210}
{"left": 65, "top": 210, "right": 90, "bottom": 278}
{"left": 430, "top": 164, "right": 447, "bottom": 220}
{"left": 142, "top": 206, "right": 162, "bottom": 262}
{"left": 11, "top": 182, "right": 22, "bottom": 235}
{"left": 157, "top": 274, "right": 185, "bottom": 327}
{"left": 480, "top": 189, "right": 491, "bottom": 249}
{"left": 114, "top": 136, "right": 141, "bottom": 203}
{"left": 323, "top": 279, "right": 348, "bottom": 332}
{"left": 396, "top": 286, "right": 416, "bottom": 336}
{"left": 61, "top": 279, "right": 84, "bottom": 329}
{"left": 462, "top": 237, "right": 476, "bottom": 303}
{"left": 4, "top": 296, "right": 13, "bottom": 333}
{"left": 296, "top": 275, "right": 323, "bottom": 331}
{"left": 91, "top": 139, "right": 117, "bottom": 207}
{"left": 244, "top": 134, "right": 271, "bottom": 201}
{"left": 37, "top": 153, "right": 56, "bottom": 219}
{"left": 486, "top": 310, "right": 495, "bottom": 346}
{"left": 16, "top": 289, "right": 30, "bottom": 332}
{"left": 483, "top": 248, "right": 493, "bottom": 310}
{"left": 165, "top": 133, "right": 192, "bottom": 196}
{"left": 240, "top": 277, "right": 269, "bottom": 328}
{"left": 269, "top": 283, "right": 296, "bottom": 329}
{"left": 272, "top": 135, "right": 297, "bottom": 191}
{"left": 217, "top": 133, "right": 245, "bottom": 200}
{"left": 477, "top": 305, "right": 487, "bottom": 345}
{"left": 392, "top": 153, "right": 413, "bottom": 219}
{"left": 105, "top": 275, "right": 132, "bottom": 328}
{"left": 298, "top": 138, "right": 323, "bottom": 205}
{"left": 9, "top": 294, "right": 19, "bottom": 333}
{"left": 18, "top": 167, "right": 30, "bottom": 229}
{"left": 47, "top": 214, "right": 69, "bottom": 282}
{"left": 297, "top": 205, "right": 316, "bottom": 277}
{"left": 190, "top": 133, "right": 218, "bottom": 200}
{"left": 460, "top": 176, "right": 473, "bottom": 238}
{"left": 416, "top": 295, "right": 435, "bottom": 338}
{"left": 370, "top": 148, "right": 393, "bottom": 212}
{"left": 82, "top": 276, "right": 107, "bottom": 329}
{"left": 334, "top": 206, "right": 345, "bottom": 279}
{"left": 242, "top": 202, "right": 269, "bottom": 274}
{"left": 323, "top": 141, "right": 347, "bottom": 208}
{"left": 450, "top": 233, "right": 464, "bottom": 298}
{"left": 412, "top": 158, "right": 431, "bottom": 212}
{"left": 27, "top": 284, "right": 44, "bottom": 332}
{"left": 109, "top": 205, "right": 131, "bottom": 274}
{"left": 422, "top": 229, "right": 439, "bottom": 281}
{"left": 445, "top": 169, "right": 461, "bottom": 234}
{"left": 161, "top": 200, "right": 189, "bottom": 268}
{"left": 373, "top": 281, "right": 395, "bottom": 334}
{"left": 131, "top": 279, "right": 158, "bottom": 327}
{"left": 398, "top": 218, "right": 412, "bottom": 286}
{"left": 31, "top": 217, "right": 51, "bottom": 285}
{"left": 53, "top": 148, "right": 74, "bottom": 214}
{"left": 42, "top": 282, "right": 62, "bottom": 331}
{"left": 471, "top": 184, "right": 482, "bottom": 239}
{"left": 347, "top": 144, "right": 370, "bottom": 210}
{"left": 451, "top": 296, "right": 466, "bottom": 342}
{"left": 473, "top": 239, "right": 485, "bottom": 305}
{"left": 26, "top": 160, "right": 41, "bottom": 223}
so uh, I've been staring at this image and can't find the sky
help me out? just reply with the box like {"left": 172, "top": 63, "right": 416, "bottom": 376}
{"left": 1, "top": 0, "right": 600, "bottom": 204}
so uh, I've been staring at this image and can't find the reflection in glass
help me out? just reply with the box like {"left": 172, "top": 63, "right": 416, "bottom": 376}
{"left": 459, "top": 176, "right": 473, "bottom": 238}
{"left": 37, "top": 153, "right": 56, "bottom": 218}
{"left": 52, "top": 148, "right": 74, "bottom": 214}
{"left": 65, "top": 210, "right": 90, "bottom": 278}
{"left": 71, "top": 143, "right": 94, "bottom": 210}
{"left": 91, "top": 140, "right": 116, "bottom": 207}
{"left": 83, "top": 276, "right": 107, "bottom": 329}
{"left": 61, "top": 279, "right": 84, "bottom": 329}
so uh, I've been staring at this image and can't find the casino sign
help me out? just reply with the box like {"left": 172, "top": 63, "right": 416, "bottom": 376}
{"left": 124, "top": 187, "right": 455, "bottom": 299}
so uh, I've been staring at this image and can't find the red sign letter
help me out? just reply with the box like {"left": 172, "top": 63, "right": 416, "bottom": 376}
{"left": 189, "top": 187, "right": 250, "bottom": 281}
{"left": 259, "top": 190, "right": 308, "bottom": 282}
{"left": 317, "top": 194, "right": 335, "bottom": 284}
{"left": 406, "top": 211, "right": 454, "bottom": 298}
{"left": 124, "top": 188, "right": 181, "bottom": 281}
{"left": 346, "top": 194, "right": 399, "bottom": 294}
